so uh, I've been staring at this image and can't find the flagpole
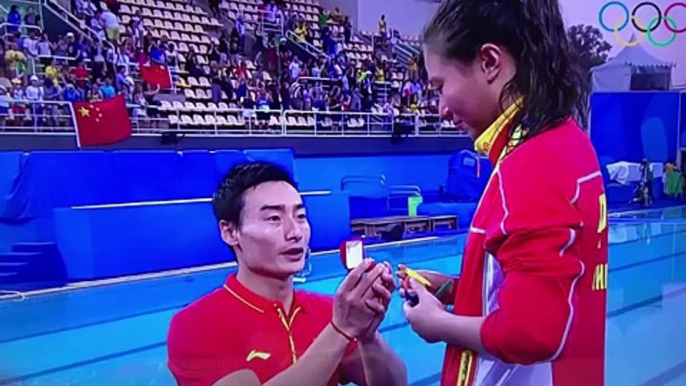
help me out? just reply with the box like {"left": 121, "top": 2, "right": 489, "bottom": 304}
{"left": 69, "top": 102, "right": 82, "bottom": 149}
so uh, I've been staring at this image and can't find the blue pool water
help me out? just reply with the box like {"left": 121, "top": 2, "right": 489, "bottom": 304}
{"left": 1, "top": 206, "right": 686, "bottom": 386}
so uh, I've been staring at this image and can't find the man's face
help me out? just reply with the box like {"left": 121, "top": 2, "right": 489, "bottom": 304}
{"left": 221, "top": 181, "right": 311, "bottom": 279}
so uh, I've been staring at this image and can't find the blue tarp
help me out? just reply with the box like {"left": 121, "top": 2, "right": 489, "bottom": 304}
{"left": 591, "top": 92, "right": 679, "bottom": 164}
{"left": 0, "top": 152, "right": 25, "bottom": 220}
{"left": 0, "top": 149, "right": 296, "bottom": 221}
{"left": 446, "top": 150, "right": 492, "bottom": 201}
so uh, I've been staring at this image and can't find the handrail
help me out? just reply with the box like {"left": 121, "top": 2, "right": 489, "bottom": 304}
{"left": 0, "top": 100, "right": 470, "bottom": 138}
{"left": 392, "top": 42, "right": 416, "bottom": 60}
{"left": 341, "top": 175, "right": 387, "bottom": 191}
{"left": 0, "top": 22, "right": 43, "bottom": 37}
{"left": 286, "top": 29, "right": 328, "bottom": 61}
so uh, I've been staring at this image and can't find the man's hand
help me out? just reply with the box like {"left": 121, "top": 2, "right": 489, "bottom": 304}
{"left": 401, "top": 278, "right": 447, "bottom": 343}
{"left": 359, "top": 262, "right": 395, "bottom": 343}
{"left": 333, "top": 259, "right": 387, "bottom": 338}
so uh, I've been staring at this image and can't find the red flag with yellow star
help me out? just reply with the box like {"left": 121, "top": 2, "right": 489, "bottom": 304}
{"left": 140, "top": 63, "right": 172, "bottom": 89}
{"left": 73, "top": 95, "right": 132, "bottom": 147}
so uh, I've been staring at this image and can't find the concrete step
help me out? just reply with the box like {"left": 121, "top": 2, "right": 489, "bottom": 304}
{"left": 11, "top": 242, "right": 58, "bottom": 253}
{"left": 0, "top": 252, "right": 42, "bottom": 263}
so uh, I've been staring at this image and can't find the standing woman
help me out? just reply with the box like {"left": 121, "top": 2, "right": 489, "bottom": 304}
{"left": 399, "top": 0, "right": 609, "bottom": 386}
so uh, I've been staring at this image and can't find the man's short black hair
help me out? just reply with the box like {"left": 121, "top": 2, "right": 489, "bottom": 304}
{"left": 212, "top": 161, "right": 297, "bottom": 226}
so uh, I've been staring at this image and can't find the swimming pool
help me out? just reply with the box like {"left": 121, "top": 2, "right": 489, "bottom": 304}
{"left": 1, "top": 206, "right": 685, "bottom": 386}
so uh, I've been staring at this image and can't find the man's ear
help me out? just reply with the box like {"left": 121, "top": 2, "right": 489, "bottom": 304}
{"left": 219, "top": 220, "right": 240, "bottom": 248}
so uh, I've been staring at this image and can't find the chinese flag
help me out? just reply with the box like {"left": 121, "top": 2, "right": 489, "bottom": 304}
{"left": 73, "top": 95, "right": 132, "bottom": 147}
{"left": 140, "top": 63, "right": 172, "bottom": 89}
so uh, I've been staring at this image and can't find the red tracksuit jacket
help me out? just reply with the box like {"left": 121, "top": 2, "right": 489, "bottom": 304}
{"left": 441, "top": 112, "right": 608, "bottom": 386}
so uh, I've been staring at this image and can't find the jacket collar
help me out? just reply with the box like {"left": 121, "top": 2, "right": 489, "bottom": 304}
{"left": 474, "top": 99, "right": 523, "bottom": 165}
{"left": 223, "top": 273, "right": 306, "bottom": 315}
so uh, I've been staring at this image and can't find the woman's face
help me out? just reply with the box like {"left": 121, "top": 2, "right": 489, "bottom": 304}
{"left": 423, "top": 45, "right": 514, "bottom": 140}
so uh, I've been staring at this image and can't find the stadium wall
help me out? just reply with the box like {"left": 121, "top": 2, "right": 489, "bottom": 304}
{"left": 591, "top": 92, "right": 680, "bottom": 164}
{"left": 0, "top": 150, "right": 454, "bottom": 280}
{"left": 0, "top": 134, "right": 473, "bottom": 156}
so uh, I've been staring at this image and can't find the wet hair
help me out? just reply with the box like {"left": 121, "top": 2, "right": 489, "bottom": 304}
{"left": 423, "top": 0, "right": 588, "bottom": 139}
{"left": 212, "top": 161, "right": 297, "bottom": 227}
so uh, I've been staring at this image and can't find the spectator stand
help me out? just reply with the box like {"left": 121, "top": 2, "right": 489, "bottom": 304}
{"left": 42, "top": 0, "right": 115, "bottom": 50}
{"left": 2, "top": 1, "right": 43, "bottom": 34}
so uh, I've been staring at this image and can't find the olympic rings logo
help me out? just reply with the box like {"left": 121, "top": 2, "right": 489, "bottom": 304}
{"left": 598, "top": 1, "right": 686, "bottom": 47}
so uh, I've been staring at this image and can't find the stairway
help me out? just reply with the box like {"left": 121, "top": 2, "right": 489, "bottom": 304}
{"left": 285, "top": 30, "right": 328, "bottom": 63}
{"left": 0, "top": 242, "right": 67, "bottom": 291}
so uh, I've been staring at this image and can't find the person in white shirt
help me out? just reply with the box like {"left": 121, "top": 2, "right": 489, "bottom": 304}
{"left": 100, "top": 9, "right": 120, "bottom": 42}
{"left": 289, "top": 57, "right": 301, "bottom": 81}
{"left": 37, "top": 34, "right": 53, "bottom": 65}
{"left": 0, "top": 86, "right": 10, "bottom": 129}
{"left": 25, "top": 75, "right": 44, "bottom": 126}
{"left": 23, "top": 32, "right": 39, "bottom": 58}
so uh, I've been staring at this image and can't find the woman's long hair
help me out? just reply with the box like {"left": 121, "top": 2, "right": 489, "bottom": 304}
{"left": 423, "top": 0, "right": 588, "bottom": 140}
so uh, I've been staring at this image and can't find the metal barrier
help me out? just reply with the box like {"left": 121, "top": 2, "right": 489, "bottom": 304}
{"left": 0, "top": 99, "right": 469, "bottom": 138}
{"left": 1, "top": 22, "right": 42, "bottom": 38}
{"left": 256, "top": 8, "right": 284, "bottom": 35}
{"left": 282, "top": 109, "right": 393, "bottom": 135}
{"left": 286, "top": 29, "right": 328, "bottom": 61}
{"left": 0, "top": 100, "right": 77, "bottom": 132}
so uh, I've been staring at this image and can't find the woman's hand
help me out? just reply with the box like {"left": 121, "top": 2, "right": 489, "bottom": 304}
{"left": 396, "top": 264, "right": 455, "bottom": 304}
{"left": 401, "top": 278, "right": 447, "bottom": 343}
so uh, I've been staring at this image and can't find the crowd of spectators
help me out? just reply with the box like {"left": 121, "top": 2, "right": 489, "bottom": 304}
{"left": 0, "top": 0, "right": 441, "bottom": 131}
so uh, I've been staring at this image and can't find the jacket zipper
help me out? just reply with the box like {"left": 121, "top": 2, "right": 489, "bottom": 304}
{"left": 276, "top": 307, "right": 300, "bottom": 364}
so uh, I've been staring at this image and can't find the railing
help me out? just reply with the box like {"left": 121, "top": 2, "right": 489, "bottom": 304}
{"left": 0, "top": 0, "right": 45, "bottom": 31}
{"left": 0, "top": 100, "right": 77, "bottom": 131}
{"left": 256, "top": 8, "right": 283, "bottom": 35}
{"left": 0, "top": 99, "right": 468, "bottom": 138}
{"left": 286, "top": 29, "right": 328, "bottom": 62}
{"left": 1, "top": 21, "right": 43, "bottom": 38}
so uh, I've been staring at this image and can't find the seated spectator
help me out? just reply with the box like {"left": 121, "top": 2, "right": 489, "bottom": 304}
{"left": 6, "top": 6, "right": 21, "bottom": 34}
{"left": 74, "top": 0, "right": 97, "bottom": 19}
{"left": 99, "top": 77, "right": 116, "bottom": 99}
{"left": 209, "top": 62, "right": 222, "bottom": 103}
{"left": 37, "top": 33, "right": 52, "bottom": 64}
{"left": 62, "top": 83, "right": 82, "bottom": 102}
{"left": 53, "top": 36, "right": 68, "bottom": 58}
{"left": 184, "top": 47, "right": 202, "bottom": 77}
{"left": 166, "top": 43, "right": 180, "bottom": 71}
{"left": 25, "top": 75, "right": 44, "bottom": 124}
{"left": 90, "top": 41, "right": 106, "bottom": 79}
{"left": 0, "top": 85, "right": 9, "bottom": 128}
{"left": 64, "top": 33, "right": 81, "bottom": 62}
{"left": 43, "top": 77, "right": 62, "bottom": 128}
{"left": 149, "top": 42, "right": 166, "bottom": 65}
{"left": 10, "top": 78, "right": 26, "bottom": 123}
{"left": 90, "top": 12, "right": 106, "bottom": 41}
{"left": 115, "top": 65, "right": 133, "bottom": 91}
{"left": 24, "top": 6, "right": 40, "bottom": 27}
{"left": 88, "top": 83, "right": 103, "bottom": 101}
{"left": 22, "top": 31, "right": 39, "bottom": 58}
{"left": 5, "top": 43, "right": 26, "bottom": 78}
